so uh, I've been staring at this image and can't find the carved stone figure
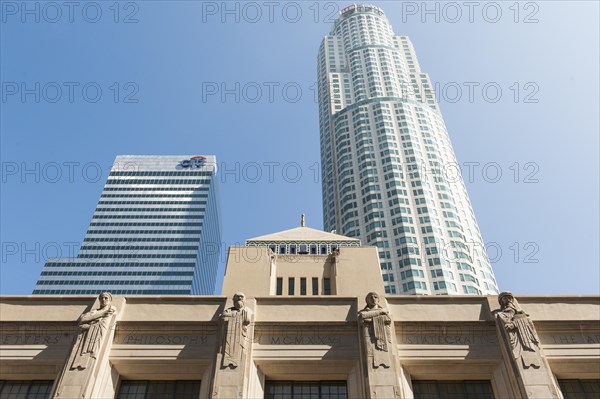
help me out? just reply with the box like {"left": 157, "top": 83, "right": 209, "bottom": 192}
{"left": 496, "top": 291, "right": 541, "bottom": 369}
{"left": 70, "top": 292, "right": 117, "bottom": 371}
{"left": 358, "top": 292, "right": 392, "bottom": 369}
{"left": 220, "top": 292, "right": 252, "bottom": 369}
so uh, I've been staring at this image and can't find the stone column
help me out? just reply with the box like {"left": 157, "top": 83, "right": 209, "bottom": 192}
{"left": 495, "top": 292, "right": 562, "bottom": 399}
{"left": 358, "top": 292, "right": 404, "bottom": 398}
{"left": 52, "top": 293, "right": 123, "bottom": 399}
{"left": 210, "top": 292, "right": 256, "bottom": 399}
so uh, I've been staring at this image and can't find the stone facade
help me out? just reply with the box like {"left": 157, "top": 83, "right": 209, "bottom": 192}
{"left": 1, "top": 227, "right": 599, "bottom": 398}
{"left": 1, "top": 291, "right": 598, "bottom": 397}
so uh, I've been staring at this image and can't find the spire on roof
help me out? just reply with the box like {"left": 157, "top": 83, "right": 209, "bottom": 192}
{"left": 301, "top": 213, "right": 305, "bottom": 227}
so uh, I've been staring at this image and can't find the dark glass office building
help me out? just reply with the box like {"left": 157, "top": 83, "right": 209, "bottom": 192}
{"left": 33, "top": 155, "right": 222, "bottom": 295}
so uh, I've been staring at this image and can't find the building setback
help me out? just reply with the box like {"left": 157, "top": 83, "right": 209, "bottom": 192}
{"left": 317, "top": 4, "right": 498, "bottom": 295}
{"left": 1, "top": 224, "right": 598, "bottom": 398}
{"left": 32, "top": 155, "right": 221, "bottom": 295}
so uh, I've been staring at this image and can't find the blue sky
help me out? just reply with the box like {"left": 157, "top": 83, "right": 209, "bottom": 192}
{"left": 1, "top": 1, "right": 598, "bottom": 295}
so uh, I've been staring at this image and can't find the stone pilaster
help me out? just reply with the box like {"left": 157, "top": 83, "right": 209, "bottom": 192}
{"left": 358, "top": 293, "right": 404, "bottom": 399}
{"left": 52, "top": 293, "right": 124, "bottom": 399}
{"left": 210, "top": 294, "right": 256, "bottom": 399}
{"left": 495, "top": 292, "right": 562, "bottom": 399}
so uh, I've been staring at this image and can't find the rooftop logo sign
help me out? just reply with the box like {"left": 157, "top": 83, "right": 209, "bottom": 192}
{"left": 180, "top": 156, "right": 206, "bottom": 168}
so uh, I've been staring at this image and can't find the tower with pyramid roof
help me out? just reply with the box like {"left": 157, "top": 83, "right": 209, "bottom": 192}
{"left": 222, "top": 215, "right": 383, "bottom": 297}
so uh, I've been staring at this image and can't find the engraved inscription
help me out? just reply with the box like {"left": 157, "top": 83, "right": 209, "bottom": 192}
{"left": 399, "top": 334, "right": 496, "bottom": 345}
{"left": 114, "top": 334, "right": 209, "bottom": 345}
{"left": 268, "top": 335, "right": 342, "bottom": 345}
{"left": 398, "top": 323, "right": 497, "bottom": 346}
{"left": 541, "top": 334, "right": 600, "bottom": 345}
{"left": 1, "top": 325, "right": 77, "bottom": 346}
{"left": 257, "top": 325, "right": 350, "bottom": 346}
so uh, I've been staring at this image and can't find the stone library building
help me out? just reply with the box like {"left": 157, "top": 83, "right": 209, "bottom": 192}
{"left": 1, "top": 224, "right": 599, "bottom": 398}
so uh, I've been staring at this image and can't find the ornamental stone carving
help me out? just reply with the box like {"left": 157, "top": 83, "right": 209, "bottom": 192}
{"left": 211, "top": 292, "right": 256, "bottom": 399}
{"left": 496, "top": 291, "right": 541, "bottom": 368}
{"left": 220, "top": 292, "right": 252, "bottom": 369}
{"left": 53, "top": 292, "right": 119, "bottom": 399}
{"left": 495, "top": 291, "right": 562, "bottom": 398}
{"left": 70, "top": 292, "right": 117, "bottom": 371}
{"left": 358, "top": 292, "right": 392, "bottom": 369}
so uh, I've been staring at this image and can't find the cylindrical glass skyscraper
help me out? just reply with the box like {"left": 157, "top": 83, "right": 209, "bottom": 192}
{"left": 318, "top": 5, "right": 498, "bottom": 295}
